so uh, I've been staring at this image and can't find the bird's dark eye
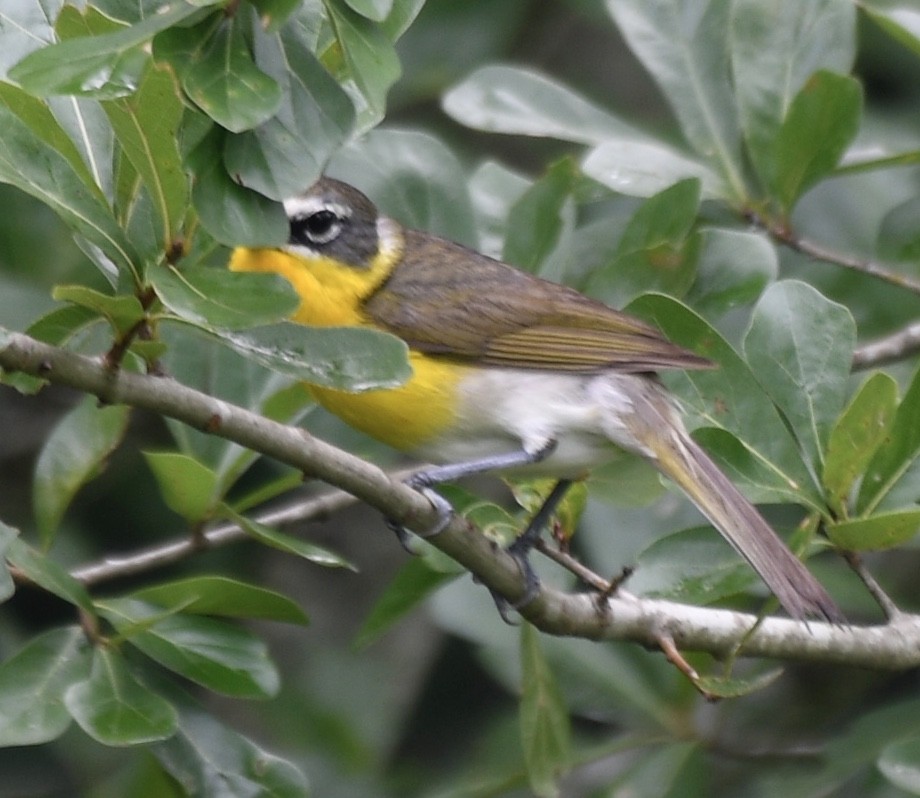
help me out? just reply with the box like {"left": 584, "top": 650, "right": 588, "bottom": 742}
{"left": 290, "top": 209, "right": 344, "bottom": 246}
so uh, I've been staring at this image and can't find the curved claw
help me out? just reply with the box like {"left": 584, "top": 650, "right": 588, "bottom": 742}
{"left": 507, "top": 537, "right": 542, "bottom": 608}
{"left": 386, "top": 483, "right": 455, "bottom": 552}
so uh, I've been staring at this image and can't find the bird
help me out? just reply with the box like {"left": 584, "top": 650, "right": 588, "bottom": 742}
{"left": 228, "top": 176, "right": 840, "bottom": 622}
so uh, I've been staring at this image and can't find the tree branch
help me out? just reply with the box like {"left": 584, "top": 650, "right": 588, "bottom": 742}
{"left": 852, "top": 321, "right": 920, "bottom": 370}
{"left": 2, "top": 331, "right": 918, "bottom": 669}
{"left": 749, "top": 212, "right": 920, "bottom": 296}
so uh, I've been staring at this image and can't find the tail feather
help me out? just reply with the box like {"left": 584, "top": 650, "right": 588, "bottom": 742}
{"left": 611, "top": 378, "right": 842, "bottom": 622}
{"left": 651, "top": 430, "right": 840, "bottom": 621}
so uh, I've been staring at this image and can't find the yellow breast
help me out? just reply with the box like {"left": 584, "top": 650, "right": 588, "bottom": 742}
{"left": 229, "top": 247, "right": 468, "bottom": 453}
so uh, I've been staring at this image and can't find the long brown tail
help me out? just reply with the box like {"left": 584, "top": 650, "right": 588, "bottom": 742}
{"left": 621, "top": 382, "right": 841, "bottom": 622}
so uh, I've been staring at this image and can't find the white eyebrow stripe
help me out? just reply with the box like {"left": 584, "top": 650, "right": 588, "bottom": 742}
{"left": 283, "top": 195, "right": 353, "bottom": 219}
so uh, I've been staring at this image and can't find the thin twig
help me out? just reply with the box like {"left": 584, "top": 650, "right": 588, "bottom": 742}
{"left": 843, "top": 551, "right": 903, "bottom": 621}
{"left": 852, "top": 321, "right": 920, "bottom": 370}
{"left": 69, "top": 467, "right": 420, "bottom": 586}
{"left": 748, "top": 211, "right": 920, "bottom": 296}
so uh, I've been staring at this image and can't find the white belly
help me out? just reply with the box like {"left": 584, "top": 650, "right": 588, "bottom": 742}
{"left": 410, "top": 368, "right": 669, "bottom": 477}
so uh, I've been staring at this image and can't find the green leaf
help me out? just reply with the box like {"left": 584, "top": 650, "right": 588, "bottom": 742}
{"left": 33, "top": 395, "right": 131, "bottom": 546}
{"left": 823, "top": 372, "right": 899, "bottom": 516}
{"left": 635, "top": 526, "right": 759, "bottom": 605}
{"left": 212, "top": 321, "right": 411, "bottom": 391}
{"left": 150, "top": 264, "right": 300, "bottom": 329}
{"left": 8, "top": 2, "right": 203, "bottom": 99}
{"left": 768, "top": 71, "right": 862, "bottom": 211}
{"left": 0, "top": 626, "right": 91, "bottom": 747}
{"left": 354, "top": 558, "right": 456, "bottom": 649}
{"left": 730, "top": 0, "right": 856, "bottom": 190}
{"left": 248, "top": 0, "right": 303, "bottom": 32}
{"left": 827, "top": 509, "right": 920, "bottom": 551}
{"left": 877, "top": 195, "right": 920, "bottom": 263}
{"left": 52, "top": 284, "right": 145, "bottom": 335}
{"left": 611, "top": 743, "right": 709, "bottom": 798}
{"left": 154, "top": 708, "right": 309, "bottom": 795}
{"left": 323, "top": 0, "right": 401, "bottom": 130}
{"left": 64, "top": 647, "right": 178, "bottom": 746}
{"left": 103, "top": 61, "right": 188, "bottom": 245}
{"left": 469, "top": 160, "right": 531, "bottom": 258}
{"left": 0, "top": 0, "right": 60, "bottom": 78}
{"left": 182, "top": 16, "right": 282, "bottom": 132}
{"left": 144, "top": 451, "right": 220, "bottom": 522}
{"left": 343, "top": 0, "right": 392, "bottom": 22}
{"left": 686, "top": 228, "right": 777, "bottom": 316}
{"left": 0, "top": 82, "right": 100, "bottom": 192}
{"left": 227, "top": 507, "right": 357, "bottom": 570}
{"left": 519, "top": 623, "right": 571, "bottom": 798}
{"left": 187, "top": 125, "right": 288, "bottom": 246}
{"left": 693, "top": 667, "right": 784, "bottom": 699}
{"left": 0, "top": 521, "right": 14, "bottom": 603}
{"left": 744, "top": 280, "right": 856, "bottom": 474}
{"left": 507, "top": 479, "right": 587, "bottom": 543}
{"left": 586, "top": 179, "right": 700, "bottom": 309}
{"left": 629, "top": 293, "right": 821, "bottom": 508}
{"left": 861, "top": 3, "right": 920, "bottom": 60}
{"left": 131, "top": 575, "right": 309, "bottom": 624}
{"left": 0, "top": 103, "right": 137, "bottom": 282}
{"left": 330, "top": 128, "right": 477, "bottom": 245}
{"left": 6, "top": 539, "right": 95, "bottom": 613}
{"left": 605, "top": 0, "right": 745, "bottom": 200}
{"left": 502, "top": 158, "right": 577, "bottom": 278}
{"left": 582, "top": 138, "right": 724, "bottom": 199}
{"left": 442, "top": 64, "right": 639, "bottom": 145}
{"left": 223, "top": 23, "right": 355, "bottom": 201}
{"left": 160, "top": 324, "right": 312, "bottom": 489}
{"left": 99, "top": 598, "right": 280, "bottom": 699}
{"left": 859, "top": 366, "right": 920, "bottom": 514}
{"left": 879, "top": 737, "right": 920, "bottom": 795}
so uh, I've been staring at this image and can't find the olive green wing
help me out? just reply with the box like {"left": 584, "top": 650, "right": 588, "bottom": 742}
{"left": 363, "top": 230, "right": 711, "bottom": 374}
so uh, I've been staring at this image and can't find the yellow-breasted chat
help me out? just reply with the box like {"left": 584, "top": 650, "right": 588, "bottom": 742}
{"left": 229, "top": 177, "right": 840, "bottom": 622}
